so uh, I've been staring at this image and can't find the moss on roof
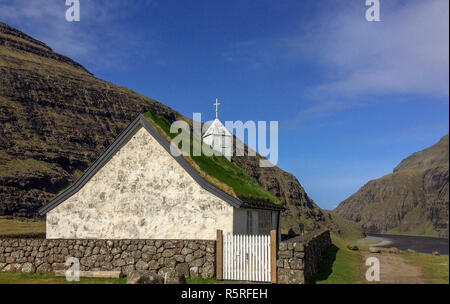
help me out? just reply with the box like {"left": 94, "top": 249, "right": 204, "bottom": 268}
{"left": 142, "top": 111, "right": 280, "bottom": 205}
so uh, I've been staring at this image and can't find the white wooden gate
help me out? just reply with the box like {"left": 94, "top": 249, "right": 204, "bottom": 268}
{"left": 222, "top": 234, "right": 271, "bottom": 282}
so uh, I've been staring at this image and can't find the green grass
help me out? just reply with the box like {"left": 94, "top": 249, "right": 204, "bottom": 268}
{"left": 403, "top": 253, "right": 449, "bottom": 284}
{"left": 314, "top": 234, "right": 365, "bottom": 284}
{"left": 0, "top": 217, "right": 45, "bottom": 236}
{"left": 142, "top": 111, "right": 279, "bottom": 205}
{"left": 186, "top": 277, "right": 217, "bottom": 284}
{"left": 0, "top": 272, "right": 126, "bottom": 284}
{"left": 386, "top": 221, "right": 439, "bottom": 238}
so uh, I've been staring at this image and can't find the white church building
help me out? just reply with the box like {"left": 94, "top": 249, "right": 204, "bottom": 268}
{"left": 202, "top": 99, "right": 233, "bottom": 161}
{"left": 39, "top": 102, "right": 283, "bottom": 240}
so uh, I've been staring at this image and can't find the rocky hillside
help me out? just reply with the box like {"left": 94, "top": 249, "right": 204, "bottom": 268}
{"left": 335, "top": 135, "right": 449, "bottom": 238}
{"left": 0, "top": 22, "right": 362, "bottom": 237}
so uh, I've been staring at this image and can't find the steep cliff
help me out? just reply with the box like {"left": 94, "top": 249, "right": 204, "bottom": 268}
{"left": 0, "top": 22, "right": 362, "bottom": 237}
{"left": 335, "top": 135, "right": 449, "bottom": 238}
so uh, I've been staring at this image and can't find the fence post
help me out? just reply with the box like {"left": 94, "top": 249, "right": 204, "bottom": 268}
{"left": 216, "top": 229, "right": 223, "bottom": 281}
{"left": 270, "top": 229, "right": 277, "bottom": 283}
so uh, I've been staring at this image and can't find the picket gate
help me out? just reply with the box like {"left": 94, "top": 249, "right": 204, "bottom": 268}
{"left": 222, "top": 234, "right": 271, "bottom": 282}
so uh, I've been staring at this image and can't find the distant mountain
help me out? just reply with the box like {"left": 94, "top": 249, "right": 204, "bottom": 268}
{"left": 335, "top": 135, "right": 449, "bottom": 238}
{"left": 0, "top": 22, "right": 362, "bottom": 237}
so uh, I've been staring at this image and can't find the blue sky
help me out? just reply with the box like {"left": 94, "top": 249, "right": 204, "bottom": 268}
{"left": 1, "top": 0, "right": 448, "bottom": 209}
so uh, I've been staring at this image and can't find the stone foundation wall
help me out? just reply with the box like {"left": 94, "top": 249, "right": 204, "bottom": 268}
{"left": 0, "top": 238, "right": 215, "bottom": 278}
{"left": 277, "top": 229, "right": 331, "bottom": 284}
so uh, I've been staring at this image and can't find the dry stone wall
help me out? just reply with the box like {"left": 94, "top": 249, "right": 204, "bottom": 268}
{"left": 0, "top": 238, "right": 215, "bottom": 278}
{"left": 277, "top": 229, "right": 331, "bottom": 284}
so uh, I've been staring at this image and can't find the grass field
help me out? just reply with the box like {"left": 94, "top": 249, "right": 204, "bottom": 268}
{"left": 0, "top": 217, "right": 45, "bottom": 236}
{"left": 403, "top": 252, "right": 449, "bottom": 284}
{"left": 314, "top": 234, "right": 365, "bottom": 284}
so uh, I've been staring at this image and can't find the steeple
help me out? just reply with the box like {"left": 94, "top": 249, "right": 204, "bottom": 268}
{"left": 203, "top": 98, "right": 232, "bottom": 161}
{"left": 214, "top": 98, "right": 220, "bottom": 119}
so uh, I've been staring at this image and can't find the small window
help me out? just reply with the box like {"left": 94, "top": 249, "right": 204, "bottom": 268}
{"left": 258, "top": 211, "right": 272, "bottom": 235}
{"left": 246, "top": 211, "right": 253, "bottom": 234}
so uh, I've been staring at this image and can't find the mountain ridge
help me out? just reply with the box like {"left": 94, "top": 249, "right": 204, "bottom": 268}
{"left": 335, "top": 134, "right": 449, "bottom": 238}
{"left": 0, "top": 22, "right": 363, "bottom": 237}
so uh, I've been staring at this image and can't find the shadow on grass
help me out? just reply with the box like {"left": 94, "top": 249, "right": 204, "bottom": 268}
{"left": 309, "top": 244, "right": 339, "bottom": 284}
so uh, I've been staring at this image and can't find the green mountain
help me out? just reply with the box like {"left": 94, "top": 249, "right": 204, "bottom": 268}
{"left": 0, "top": 22, "right": 362, "bottom": 237}
{"left": 335, "top": 135, "right": 449, "bottom": 238}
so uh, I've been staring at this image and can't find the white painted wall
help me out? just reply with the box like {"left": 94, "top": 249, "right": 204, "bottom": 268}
{"left": 46, "top": 126, "right": 234, "bottom": 240}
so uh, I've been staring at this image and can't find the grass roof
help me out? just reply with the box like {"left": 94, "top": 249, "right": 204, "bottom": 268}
{"left": 142, "top": 111, "right": 280, "bottom": 205}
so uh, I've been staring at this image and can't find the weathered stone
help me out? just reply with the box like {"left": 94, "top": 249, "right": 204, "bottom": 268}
{"left": 175, "top": 263, "right": 190, "bottom": 277}
{"left": 148, "top": 260, "right": 159, "bottom": 270}
{"left": 389, "top": 247, "right": 400, "bottom": 254}
{"left": 121, "top": 265, "right": 135, "bottom": 277}
{"left": 189, "top": 266, "right": 199, "bottom": 278}
{"left": 112, "top": 259, "right": 126, "bottom": 267}
{"left": 36, "top": 263, "right": 51, "bottom": 273}
{"left": 3, "top": 264, "right": 20, "bottom": 272}
{"left": 135, "top": 260, "right": 149, "bottom": 270}
{"left": 278, "top": 250, "right": 293, "bottom": 258}
{"left": 369, "top": 247, "right": 381, "bottom": 253}
{"left": 163, "top": 269, "right": 186, "bottom": 284}
{"left": 432, "top": 251, "right": 440, "bottom": 256}
{"left": 289, "top": 258, "right": 304, "bottom": 270}
{"left": 201, "top": 262, "right": 214, "bottom": 278}
{"left": 294, "top": 243, "right": 304, "bottom": 252}
{"left": 190, "top": 258, "right": 204, "bottom": 267}
{"left": 278, "top": 268, "right": 304, "bottom": 284}
{"left": 174, "top": 255, "right": 185, "bottom": 263}
{"left": 21, "top": 263, "right": 35, "bottom": 273}
{"left": 162, "top": 249, "right": 175, "bottom": 258}
{"left": 126, "top": 271, "right": 164, "bottom": 284}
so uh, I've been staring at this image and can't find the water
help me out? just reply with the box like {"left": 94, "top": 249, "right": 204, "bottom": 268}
{"left": 368, "top": 233, "right": 449, "bottom": 255}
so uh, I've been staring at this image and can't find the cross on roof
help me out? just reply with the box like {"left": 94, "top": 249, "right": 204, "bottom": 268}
{"left": 214, "top": 98, "right": 220, "bottom": 119}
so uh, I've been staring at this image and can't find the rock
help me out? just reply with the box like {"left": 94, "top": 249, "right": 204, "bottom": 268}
{"left": 201, "top": 262, "right": 215, "bottom": 278}
{"left": 347, "top": 245, "right": 359, "bottom": 251}
{"left": 369, "top": 247, "right": 381, "bottom": 253}
{"left": 135, "top": 260, "right": 149, "bottom": 270}
{"left": 36, "top": 263, "right": 52, "bottom": 273}
{"left": 162, "top": 270, "right": 186, "bottom": 284}
{"left": 407, "top": 249, "right": 416, "bottom": 253}
{"left": 189, "top": 266, "right": 199, "bottom": 278}
{"left": 176, "top": 263, "right": 190, "bottom": 278}
{"left": 389, "top": 247, "right": 400, "bottom": 254}
{"left": 3, "top": 264, "right": 20, "bottom": 272}
{"left": 432, "top": 251, "right": 440, "bottom": 256}
{"left": 126, "top": 271, "right": 164, "bottom": 284}
{"left": 21, "top": 262, "right": 36, "bottom": 273}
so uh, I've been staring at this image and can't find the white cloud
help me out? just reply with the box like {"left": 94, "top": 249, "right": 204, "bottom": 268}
{"left": 0, "top": 0, "right": 157, "bottom": 71}
{"left": 287, "top": 0, "right": 449, "bottom": 98}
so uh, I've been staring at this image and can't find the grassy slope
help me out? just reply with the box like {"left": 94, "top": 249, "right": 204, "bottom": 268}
{"left": 403, "top": 253, "right": 449, "bottom": 284}
{"left": 0, "top": 217, "right": 45, "bottom": 236}
{"left": 387, "top": 221, "right": 440, "bottom": 238}
{"left": 142, "top": 111, "right": 279, "bottom": 205}
{"left": 314, "top": 234, "right": 365, "bottom": 284}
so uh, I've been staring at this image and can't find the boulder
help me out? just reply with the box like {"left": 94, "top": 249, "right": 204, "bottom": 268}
{"left": 347, "top": 245, "right": 359, "bottom": 251}
{"left": 21, "top": 263, "right": 36, "bottom": 273}
{"left": 407, "top": 249, "right": 416, "bottom": 253}
{"left": 126, "top": 271, "right": 164, "bottom": 284}
{"left": 389, "top": 247, "right": 400, "bottom": 254}
{"left": 162, "top": 270, "right": 186, "bottom": 284}
{"left": 432, "top": 251, "right": 440, "bottom": 256}
{"left": 369, "top": 247, "right": 381, "bottom": 253}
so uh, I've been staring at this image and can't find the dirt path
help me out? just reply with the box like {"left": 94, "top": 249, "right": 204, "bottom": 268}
{"left": 362, "top": 252, "right": 430, "bottom": 284}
